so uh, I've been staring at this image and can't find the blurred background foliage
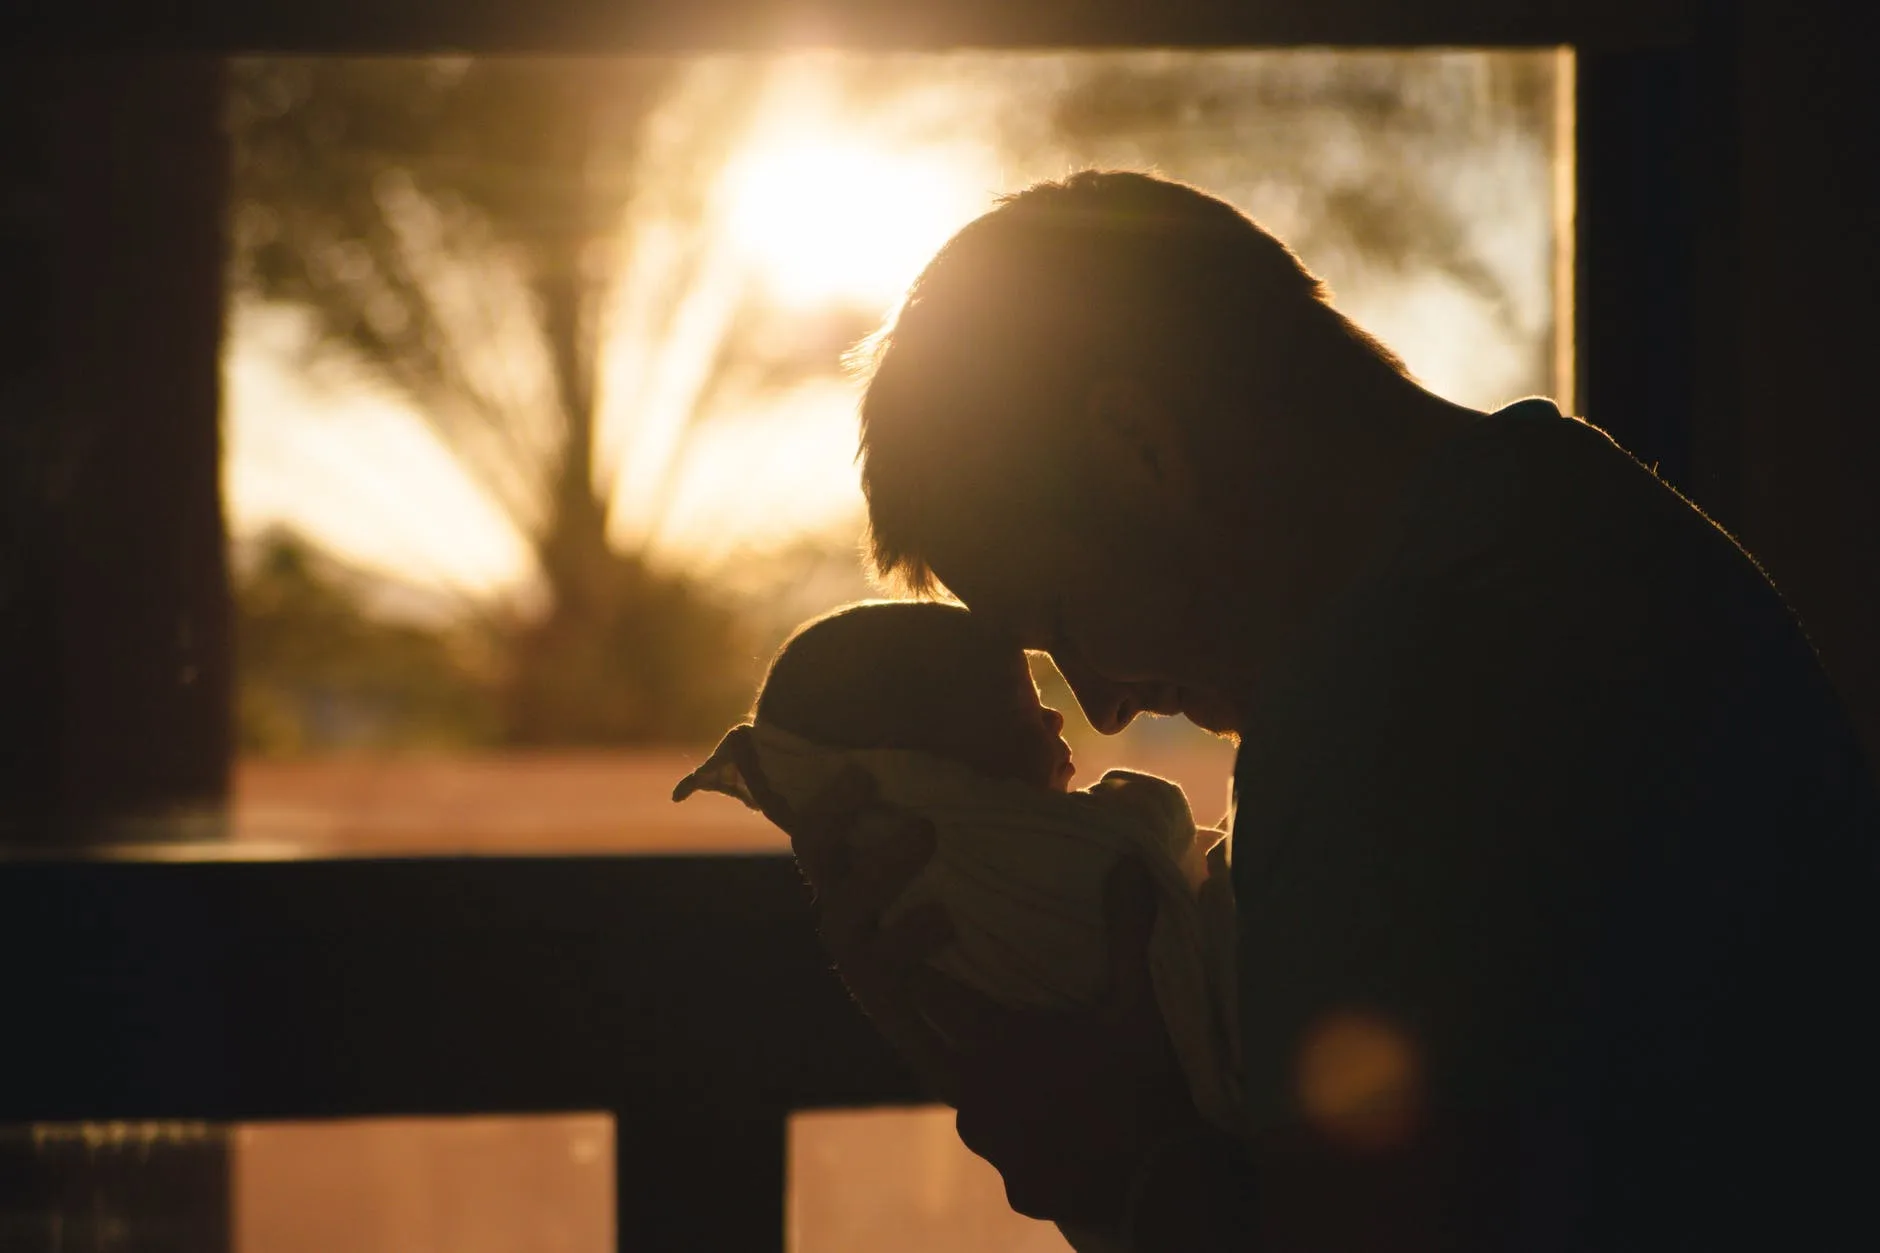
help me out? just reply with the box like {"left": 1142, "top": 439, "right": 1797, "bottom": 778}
{"left": 226, "top": 59, "right": 783, "bottom": 748}
{"left": 223, "top": 52, "right": 1560, "bottom": 754}
{"left": 235, "top": 528, "right": 503, "bottom": 755}
{"left": 232, "top": 526, "right": 763, "bottom": 754}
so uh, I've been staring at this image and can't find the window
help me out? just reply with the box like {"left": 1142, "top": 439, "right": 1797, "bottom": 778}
{"left": 1, "top": 44, "right": 1577, "bottom": 1253}
{"left": 223, "top": 48, "right": 1571, "bottom": 854}
{"left": 211, "top": 52, "right": 1571, "bottom": 1248}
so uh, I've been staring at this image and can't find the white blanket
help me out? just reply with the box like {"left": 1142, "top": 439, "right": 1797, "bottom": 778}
{"left": 675, "top": 722, "right": 1242, "bottom": 1137}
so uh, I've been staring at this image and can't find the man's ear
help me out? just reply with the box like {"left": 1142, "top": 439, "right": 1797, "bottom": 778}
{"left": 1081, "top": 376, "right": 1198, "bottom": 506}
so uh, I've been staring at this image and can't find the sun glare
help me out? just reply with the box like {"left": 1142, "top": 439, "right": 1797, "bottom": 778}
{"left": 721, "top": 137, "right": 991, "bottom": 309}
{"left": 226, "top": 52, "right": 1568, "bottom": 600}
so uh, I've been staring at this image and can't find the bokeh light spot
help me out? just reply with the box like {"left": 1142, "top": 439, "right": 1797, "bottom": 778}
{"left": 1296, "top": 1009, "right": 1423, "bottom": 1151}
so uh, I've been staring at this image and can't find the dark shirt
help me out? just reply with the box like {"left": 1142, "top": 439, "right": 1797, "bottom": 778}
{"left": 1228, "top": 399, "right": 1880, "bottom": 1249}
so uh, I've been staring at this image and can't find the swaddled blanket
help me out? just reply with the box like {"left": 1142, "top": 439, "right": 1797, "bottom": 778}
{"left": 674, "top": 722, "right": 1242, "bottom": 1135}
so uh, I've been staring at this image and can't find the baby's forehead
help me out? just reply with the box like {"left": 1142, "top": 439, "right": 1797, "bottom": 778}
{"left": 850, "top": 608, "right": 1016, "bottom": 658}
{"left": 793, "top": 602, "right": 1031, "bottom": 702}
{"left": 904, "top": 652, "right": 1022, "bottom": 701}
{"left": 865, "top": 627, "right": 1024, "bottom": 691}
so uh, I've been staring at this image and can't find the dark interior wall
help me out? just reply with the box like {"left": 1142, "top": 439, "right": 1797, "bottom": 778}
{"left": 1577, "top": 45, "right": 1709, "bottom": 498}
{"left": 1728, "top": 2, "right": 1880, "bottom": 765}
{"left": 1557, "top": 0, "right": 1876, "bottom": 770}
{"left": 0, "top": 58, "right": 232, "bottom": 843}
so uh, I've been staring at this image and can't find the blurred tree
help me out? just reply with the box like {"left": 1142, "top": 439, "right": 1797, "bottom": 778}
{"left": 1007, "top": 50, "right": 1564, "bottom": 392}
{"left": 226, "top": 58, "right": 766, "bottom": 744}
{"left": 234, "top": 529, "right": 502, "bottom": 754}
{"left": 223, "top": 51, "right": 1561, "bottom": 747}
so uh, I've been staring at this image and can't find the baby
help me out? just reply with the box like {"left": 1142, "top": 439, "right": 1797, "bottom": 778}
{"left": 674, "top": 600, "right": 1241, "bottom": 1150}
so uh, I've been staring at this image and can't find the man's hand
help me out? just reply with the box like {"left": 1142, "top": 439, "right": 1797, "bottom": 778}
{"left": 916, "top": 860, "right": 1211, "bottom": 1228}
{"left": 738, "top": 740, "right": 1215, "bottom": 1229}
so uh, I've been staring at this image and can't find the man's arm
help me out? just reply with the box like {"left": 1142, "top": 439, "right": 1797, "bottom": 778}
{"left": 1222, "top": 550, "right": 1603, "bottom": 1253}
{"left": 927, "top": 860, "right": 1233, "bottom": 1232}
{"left": 1121, "top": 1123, "right": 1255, "bottom": 1251}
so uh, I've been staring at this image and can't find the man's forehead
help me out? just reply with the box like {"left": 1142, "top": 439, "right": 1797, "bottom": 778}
{"left": 928, "top": 560, "right": 1046, "bottom": 643}
{"left": 923, "top": 522, "right": 1015, "bottom": 594}
{"left": 910, "top": 500, "right": 1078, "bottom": 642}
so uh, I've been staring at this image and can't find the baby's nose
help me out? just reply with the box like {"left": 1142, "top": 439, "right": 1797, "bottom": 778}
{"left": 1042, "top": 707, "right": 1065, "bottom": 734}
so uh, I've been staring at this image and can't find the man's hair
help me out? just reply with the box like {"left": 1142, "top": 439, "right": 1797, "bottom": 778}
{"left": 755, "top": 600, "right": 1017, "bottom": 751}
{"left": 852, "top": 169, "right": 1410, "bottom": 595}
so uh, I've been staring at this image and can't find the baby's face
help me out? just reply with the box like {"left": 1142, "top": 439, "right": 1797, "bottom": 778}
{"left": 940, "top": 653, "right": 1076, "bottom": 792}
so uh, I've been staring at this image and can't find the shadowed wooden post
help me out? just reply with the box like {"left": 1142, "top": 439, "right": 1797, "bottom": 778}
{"left": 0, "top": 54, "right": 234, "bottom": 1253}
{"left": 0, "top": 56, "right": 232, "bottom": 846}
{"left": 614, "top": 1102, "right": 789, "bottom": 1253}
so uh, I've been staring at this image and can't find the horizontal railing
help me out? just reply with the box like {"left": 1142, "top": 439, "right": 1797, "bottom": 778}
{"left": 0, "top": 852, "right": 925, "bottom": 1251}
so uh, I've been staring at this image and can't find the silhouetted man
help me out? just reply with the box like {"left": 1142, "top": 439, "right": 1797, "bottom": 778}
{"left": 790, "top": 171, "right": 1879, "bottom": 1251}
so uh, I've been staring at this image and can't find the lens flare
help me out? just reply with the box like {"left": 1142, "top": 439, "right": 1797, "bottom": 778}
{"left": 1296, "top": 1010, "right": 1423, "bottom": 1151}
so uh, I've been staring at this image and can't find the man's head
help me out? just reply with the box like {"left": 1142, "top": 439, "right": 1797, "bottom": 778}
{"left": 756, "top": 601, "right": 1076, "bottom": 791}
{"left": 853, "top": 171, "right": 1432, "bottom": 735}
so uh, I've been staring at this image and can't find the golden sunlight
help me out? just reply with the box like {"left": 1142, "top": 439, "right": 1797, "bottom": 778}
{"left": 224, "top": 50, "right": 1569, "bottom": 611}
{"left": 720, "top": 136, "right": 992, "bottom": 309}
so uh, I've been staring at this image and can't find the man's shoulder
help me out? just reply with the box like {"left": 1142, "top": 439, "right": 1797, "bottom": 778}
{"left": 1381, "top": 400, "right": 1672, "bottom": 574}
{"left": 1237, "top": 398, "right": 1868, "bottom": 828}
{"left": 1359, "top": 399, "right": 1786, "bottom": 646}
{"left": 1242, "top": 401, "right": 1796, "bottom": 772}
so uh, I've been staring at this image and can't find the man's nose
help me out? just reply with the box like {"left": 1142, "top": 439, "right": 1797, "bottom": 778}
{"left": 1041, "top": 707, "right": 1065, "bottom": 735}
{"left": 1054, "top": 652, "right": 1144, "bottom": 735}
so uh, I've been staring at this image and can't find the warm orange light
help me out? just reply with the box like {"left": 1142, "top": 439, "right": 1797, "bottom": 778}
{"left": 720, "top": 136, "right": 990, "bottom": 310}
{"left": 1295, "top": 1009, "right": 1423, "bottom": 1151}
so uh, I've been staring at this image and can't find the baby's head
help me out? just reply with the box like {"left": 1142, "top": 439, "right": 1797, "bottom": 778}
{"left": 756, "top": 601, "right": 1076, "bottom": 791}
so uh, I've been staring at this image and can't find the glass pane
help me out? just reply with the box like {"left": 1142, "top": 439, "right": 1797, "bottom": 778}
{"left": 9, "top": 1111, "right": 1075, "bottom": 1252}
{"left": 222, "top": 49, "right": 1572, "bottom": 855}
{"left": 791, "top": 1107, "right": 1070, "bottom": 1253}
{"left": 235, "top": 1116, "right": 613, "bottom": 1253}
{"left": 1, "top": 1116, "right": 612, "bottom": 1253}
{"left": 0, "top": 1123, "right": 230, "bottom": 1253}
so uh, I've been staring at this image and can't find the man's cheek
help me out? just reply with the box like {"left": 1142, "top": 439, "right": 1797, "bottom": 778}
{"left": 1078, "top": 634, "right": 1163, "bottom": 686}
{"left": 1091, "top": 604, "right": 1186, "bottom": 679}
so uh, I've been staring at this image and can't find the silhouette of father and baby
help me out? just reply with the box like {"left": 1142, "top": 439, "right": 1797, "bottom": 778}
{"left": 676, "top": 172, "right": 1879, "bottom": 1251}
